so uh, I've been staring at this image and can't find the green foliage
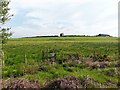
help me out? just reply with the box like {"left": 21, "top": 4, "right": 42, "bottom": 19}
{"left": 0, "top": 0, "right": 10, "bottom": 24}
{"left": 0, "top": 0, "right": 13, "bottom": 44}
{"left": 0, "top": 28, "right": 12, "bottom": 44}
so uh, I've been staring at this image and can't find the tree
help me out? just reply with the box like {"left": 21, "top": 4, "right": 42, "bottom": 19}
{"left": 0, "top": 0, "right": 13, "bottom": 67}
{"left": 0, "top": 0, "right": 13, "bottom": 44}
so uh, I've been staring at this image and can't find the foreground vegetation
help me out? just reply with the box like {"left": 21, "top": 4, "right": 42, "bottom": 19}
{"left": 2, "top": 36, "right": 119, "bottom": 88}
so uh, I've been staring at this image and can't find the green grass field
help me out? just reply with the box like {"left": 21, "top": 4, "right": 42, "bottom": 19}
{"left": 2, "top": 36, "right": 119, "bottom": 88}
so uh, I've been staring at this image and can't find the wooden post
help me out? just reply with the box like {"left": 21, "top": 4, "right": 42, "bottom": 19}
{"left": 1, "top": 42, "right": 4, "bottom": 67}
{"left": 47, "top": 49, "right": 49, "bottom": 61}
{"left": 53, "top": 51, "right": 56, "bottom": 64}
{"left": 24, "top": 51, "right": 27, "bottom": 64}
{"left": 1, "top": 51, "right": 4, "bottom": 67}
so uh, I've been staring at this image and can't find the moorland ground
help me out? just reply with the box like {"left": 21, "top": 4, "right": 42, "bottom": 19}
{"left": 2, "top": 36, "right": 119, "bottom": 88}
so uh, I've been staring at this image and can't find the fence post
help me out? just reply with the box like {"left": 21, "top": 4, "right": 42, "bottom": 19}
{"left": 24, "top": 51, "right": 27, "bottom": 64}
{"left": 47, "top": 49, "right": 49, "bottom": 61}
{"left": 1, "top": 51, "right": 4, "bottom": 67}
{"left": 53, "top": 51, "right": 56, "bottom": 64}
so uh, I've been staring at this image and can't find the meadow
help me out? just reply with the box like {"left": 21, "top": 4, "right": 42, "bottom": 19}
{"left": 2, "top": 36, "right": 119, "bottom": 88}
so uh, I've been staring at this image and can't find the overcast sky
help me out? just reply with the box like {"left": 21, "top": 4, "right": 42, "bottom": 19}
{"left": 6, "top": 0, "right": 118, "bottom": 38}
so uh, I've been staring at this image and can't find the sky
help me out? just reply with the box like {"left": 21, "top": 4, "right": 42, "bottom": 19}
{"left": 6, "top": 0, "right": 118, "bottom": 38}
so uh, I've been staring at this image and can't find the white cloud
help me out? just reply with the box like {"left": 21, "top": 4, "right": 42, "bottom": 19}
{"left": 10, "top": 0, "right": 92, "bottom": 9}
{"left": 8, "top": 0, "right": 118, "bottom": 37}
{"left": 11, "top": 26, "right": 38, "bottom": 37}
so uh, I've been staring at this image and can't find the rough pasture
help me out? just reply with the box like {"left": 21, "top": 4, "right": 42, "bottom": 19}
{"left": 2, "top": 37, "right": 119, "bottom": 88}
